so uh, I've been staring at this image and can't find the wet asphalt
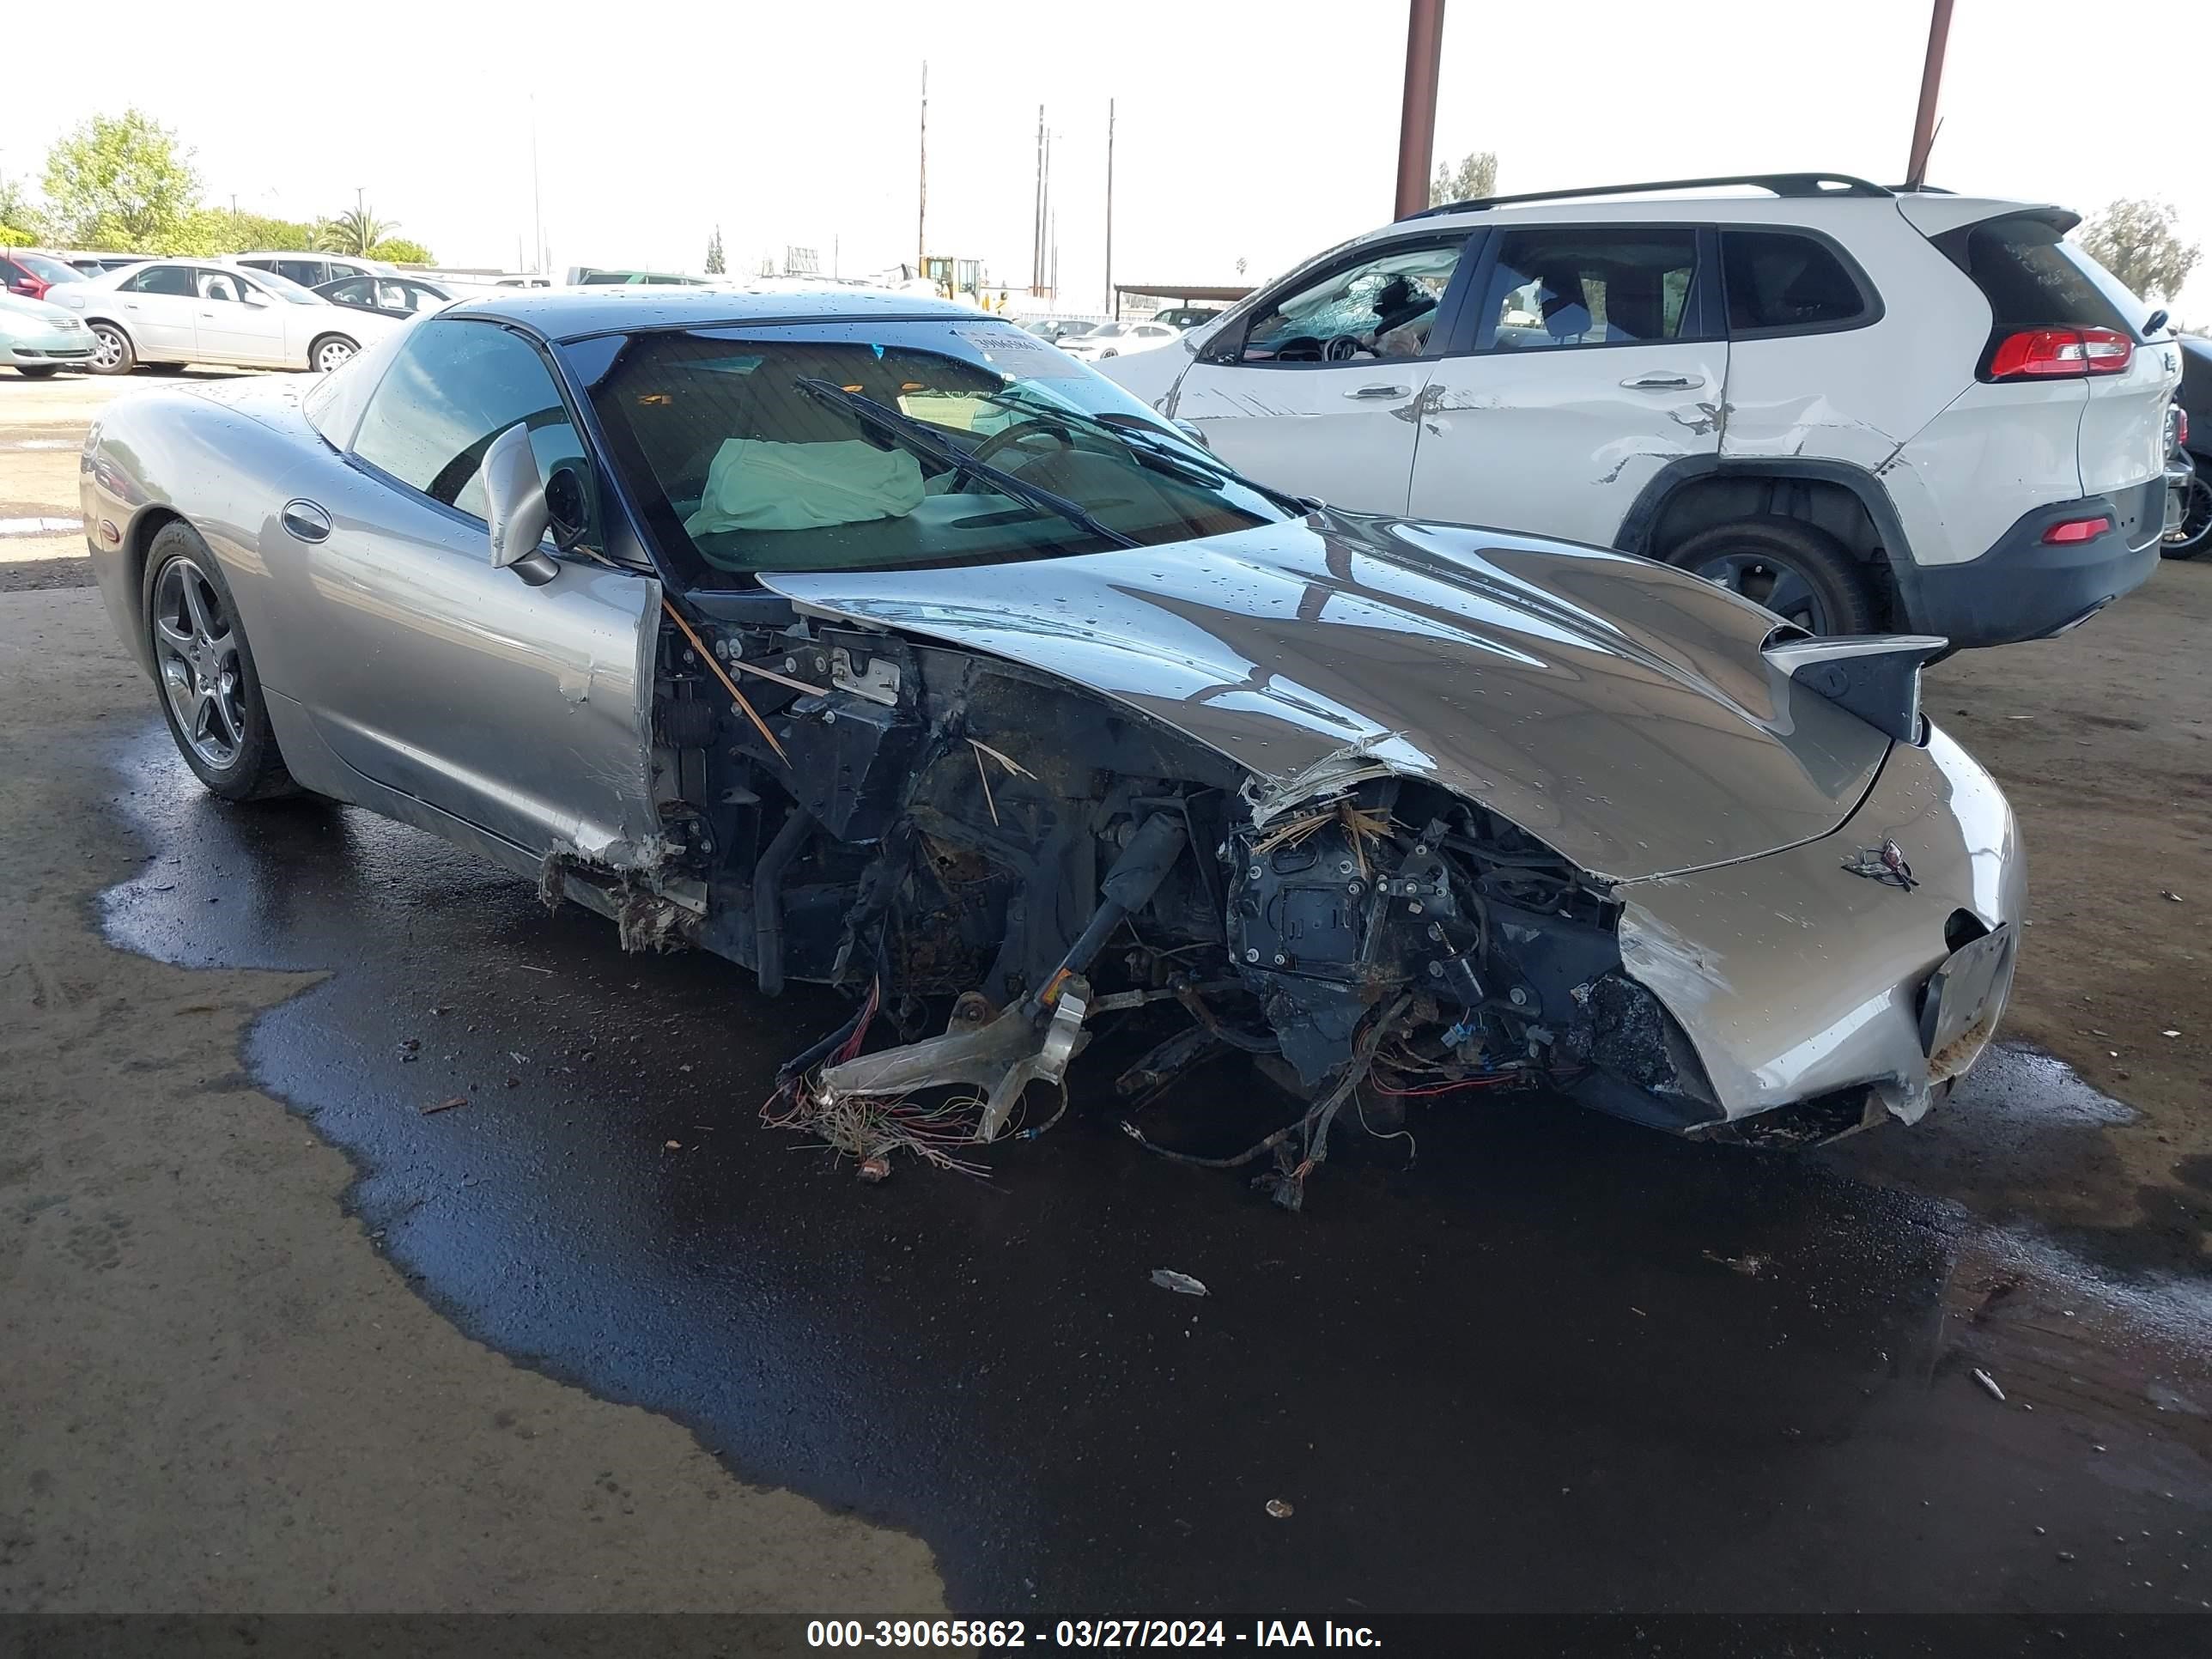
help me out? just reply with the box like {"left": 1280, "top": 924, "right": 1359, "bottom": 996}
{"left": 96, "top": 724, "right": 2211, "bottom": 1620}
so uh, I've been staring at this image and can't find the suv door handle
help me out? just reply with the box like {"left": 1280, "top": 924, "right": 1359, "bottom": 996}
{"left": 281, "top": 500, "right": 332, "bottom": 544}
{"left": 1621, "top": 372, "right": 1704, "bottom": 391}
{"left": 1346, "top": 384, "right": 1411, "bottom": 399}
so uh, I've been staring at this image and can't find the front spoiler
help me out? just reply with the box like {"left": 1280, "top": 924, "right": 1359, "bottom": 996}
{"left": 1612, "top": 724, "right": 2024, "bottom": 1126}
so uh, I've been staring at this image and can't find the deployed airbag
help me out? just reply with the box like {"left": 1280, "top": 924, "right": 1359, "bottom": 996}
{"left": 684, "top": 439, "right": 925, "bottom": 538}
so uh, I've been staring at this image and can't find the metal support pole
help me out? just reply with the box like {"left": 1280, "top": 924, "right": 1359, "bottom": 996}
{"left": 1905, "top": 0, "right": 1954, "bottom": 190}
{"left": 1104, "top": 98, "right": 1115, "bottom": 319}
{"left": 916, "top": 63, "right": 928, "bottom": 277}
{"left": 1393, "top": 0, "right": 1446, "bottom": 221}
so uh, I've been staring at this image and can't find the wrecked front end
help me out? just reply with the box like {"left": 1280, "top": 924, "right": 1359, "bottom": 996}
{"left": 617, "top": 563, "right": 2016, "bottom": 1199}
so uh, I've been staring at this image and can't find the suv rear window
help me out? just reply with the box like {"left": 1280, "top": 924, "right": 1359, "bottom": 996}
{"left": 1722, "top": 231, "right": 1869, "bottom": 332}
{"left": 1938, "top": 214, "right": 2140, "bottom": 337}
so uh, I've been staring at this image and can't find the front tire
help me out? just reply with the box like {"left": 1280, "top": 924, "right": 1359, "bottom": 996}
{"left": 143, "top": 524, "right": 298, "bottom": 802}
{"left": 309, "top": 333, "right": 358, "bottom": 374}
{"left": 1667, "top": 515, "right": 1880, "bottom": 635}
{"left": 86, "top": 322, "right": 136, "bottom": 376}
{"left": 14, "top": 364, "right": 58, "bottom": 379}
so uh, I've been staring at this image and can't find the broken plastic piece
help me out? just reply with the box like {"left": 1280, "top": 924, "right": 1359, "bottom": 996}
{"left": 1150, "top": 1269, "right": 1209, "bottom": 1297}
{"left": 812, "top": 976, "right": 1094, "bottom": 1142}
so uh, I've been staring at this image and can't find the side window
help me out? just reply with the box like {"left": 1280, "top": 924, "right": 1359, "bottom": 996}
{"left": 1481, "top": 229, "right": 1699, "bottom": 350}
{"left": 125, "top": 264, "right": 197, "bottom": 298}
{"left": 1238, "top": 239, "right": 1467, "bottom": 365}
{"left": 1722, "top": 231, "right": 1869, "bottom": 333}
{"left": 326, "top": 277, "right": 372, "bottom": 305}
{"left": 351, "top": 319, "right": 593, "bottom": 538}
{"left": 277, "top": 258, "right": 327, "bottom": 289}
{"left": 195, "top": 270, "right": 243, "bottom": 303}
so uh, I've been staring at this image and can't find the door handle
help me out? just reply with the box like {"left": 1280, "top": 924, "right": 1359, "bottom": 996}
{"left": 1346, "top": 384, "right": 1412, "bottom": 399}
{"left": 1621, "top": 372, "right": 1704, "bottom": 391}
{"left": 281, "top": 499, "right": 331, "bottom": 544}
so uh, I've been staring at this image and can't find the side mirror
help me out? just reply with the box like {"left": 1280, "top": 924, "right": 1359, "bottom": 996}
{"left": 241, "top": 291, "right": 270, "bottom": 308}
{"left": 1170, "top": 418, "right": 1211, "bottom": 451}
{"left": 481, "top": 423, "right": 561, "bottom": 585}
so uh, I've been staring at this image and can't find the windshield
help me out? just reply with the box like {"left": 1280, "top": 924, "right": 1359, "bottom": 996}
{"left": 15, "top": 252, "right": 80, "bottom": 285}
{"left": 1087, "top": 322, "right": 1133, "bottom": 338}
{"left": 574, "top": 318, "right": 1287, "bottom": 583}
{"left": 240, "top": 266, "right": 325, "bottom": 305}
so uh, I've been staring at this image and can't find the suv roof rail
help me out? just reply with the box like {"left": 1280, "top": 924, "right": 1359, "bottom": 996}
{"left": 1404, "top": 172, "right": 1893, "bottom": 220}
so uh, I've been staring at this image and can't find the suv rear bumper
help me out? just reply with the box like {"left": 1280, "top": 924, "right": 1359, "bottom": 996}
{"left": 1896, "top": 482, "right": 2163, "bottom": 648}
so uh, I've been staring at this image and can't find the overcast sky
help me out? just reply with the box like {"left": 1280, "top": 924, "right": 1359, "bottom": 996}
{"left": 4, "top": 0, "right": 2207, "bottom": 315}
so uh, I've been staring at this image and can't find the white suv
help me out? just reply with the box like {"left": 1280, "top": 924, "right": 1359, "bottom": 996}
{"left": 1101, "top": 173, "right": 2181, "bottom": 647}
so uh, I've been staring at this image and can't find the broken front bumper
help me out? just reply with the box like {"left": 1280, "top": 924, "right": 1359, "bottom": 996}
{"left": 1612, "top": 723, "right": 2023, "bottom": 1127}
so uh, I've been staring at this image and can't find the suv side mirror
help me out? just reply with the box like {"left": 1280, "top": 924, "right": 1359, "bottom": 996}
{"left": 481, "top": 423, "right": 562, "bottom": 585}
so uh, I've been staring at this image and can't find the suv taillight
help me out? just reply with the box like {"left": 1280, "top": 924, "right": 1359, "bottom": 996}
{"left": 1988, "top": 326, "right": 2136, "bottom": 380}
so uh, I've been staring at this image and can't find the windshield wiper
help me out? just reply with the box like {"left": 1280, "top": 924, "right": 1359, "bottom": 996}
{"left": 793, "top": 377, "right": 1137, "bottom": 550}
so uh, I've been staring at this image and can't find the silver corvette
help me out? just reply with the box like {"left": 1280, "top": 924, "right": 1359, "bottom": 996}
{"left": 82, "top": 288, "right": 2022, "bottom": 1194}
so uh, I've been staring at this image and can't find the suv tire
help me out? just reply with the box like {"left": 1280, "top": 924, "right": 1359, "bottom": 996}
{"left": 1667, "top": 516, "right": 1880, "bottom": 635}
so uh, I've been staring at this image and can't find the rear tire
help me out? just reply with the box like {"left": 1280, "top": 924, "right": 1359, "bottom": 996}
{"left": 309, "top": 333, "right": 358, "bottom": 374}
{"left": 87, "top": 322, "right": 136, "bottom": 376}
{"left": 14, "top": 365, "right": 58, "bottom": 379}
{"left": 1667, "top": 515, "right": 1880, "bottom": 635}
{"left": 142, "top": 523, "right": 300, "bottom": 802}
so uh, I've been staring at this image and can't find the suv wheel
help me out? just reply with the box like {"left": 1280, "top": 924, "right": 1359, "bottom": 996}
{"left": 1668, "top": 516, "right": 1880, "bottom": 635}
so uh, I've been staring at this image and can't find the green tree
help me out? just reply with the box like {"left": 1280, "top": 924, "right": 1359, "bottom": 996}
{"left": 1429, "top": 150, "right": 1498, "bottom": 209}
{"left": 370, "top": 236, "right": 433, "bottom": 265}
{"left": 317, "top": 204, "right": 394, "bottom": 256}
{"left": 2080, "top": 198, "right": 2202, "bottom": 301}
{"left": 0, "top": 222, "right": 38, "bottom": 247}
{"left": 0, "top": 172, "right": 40, "bottom": 242}
{"left": 705, "top": 226, "right": 726, "bottom": 275}
{"left": 42, "top": 108, "right": 202, "bottom": 249}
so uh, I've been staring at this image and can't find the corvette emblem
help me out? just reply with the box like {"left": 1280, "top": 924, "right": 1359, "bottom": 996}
{"left": 1841, "top": 838, "right": 1917, "bottom": 890}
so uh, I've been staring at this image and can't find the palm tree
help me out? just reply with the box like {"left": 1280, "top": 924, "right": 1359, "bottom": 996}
{"left": 317, "top": 205, "right": 393, "bottom": 257}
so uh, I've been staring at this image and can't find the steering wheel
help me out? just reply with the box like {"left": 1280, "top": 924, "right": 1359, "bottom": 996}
{"left": 968, "top": 416, "right": 1075, "bottom": 473}
{"left": 1322, "top": 335, "right": 1363, "bottom": 362}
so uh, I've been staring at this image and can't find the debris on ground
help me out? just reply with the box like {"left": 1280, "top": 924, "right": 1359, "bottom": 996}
{"left": 664, "top": 1139, "right": 683, "bottom": 1150}
{"left": 1972, "top": 1368, "right": 2007, "bottom": 1402}
{"left": 762, "top": 1077, "right": 990, "bottom": 1178}
{"left": 1265, "top": 1498, "right": 1294, "bottom": 1519}
{"left": 1151, "top": 1269, "right": 1209, "bottom": 1297}
{"left": 1702, "top": 1250, "right": 1768, "bottom": 1277}
{"left": 421, "top": 1097, "right": 467, "bottom": 1115}
{"left": 858, "top": 1154, "right": 891, "bottom": 1183}
{"left": 2163, "top": 890, "right": 2184, "bottom": 903}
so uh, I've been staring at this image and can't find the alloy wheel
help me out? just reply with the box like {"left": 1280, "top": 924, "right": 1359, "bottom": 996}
{"left": 151, "top": 557, "right": 246, "bottom": 769}
{"left": 1691, "top": 552, "right": 1833, "bottom": 634}
{"left": 89, "top": 326, "right": 125, "bottom": 371}
{"left": 314, "top": 338, "right": 355, "bottom": 373}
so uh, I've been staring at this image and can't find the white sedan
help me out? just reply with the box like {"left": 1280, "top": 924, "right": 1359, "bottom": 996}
{"left": 47, "top": 259, "right": 406, "bottom": 376}
{"left": 0, "top": 290, "right": 100, "bottom": 377}
{"left": 1055, "top": 319, "right": 1180, "bottom": 361}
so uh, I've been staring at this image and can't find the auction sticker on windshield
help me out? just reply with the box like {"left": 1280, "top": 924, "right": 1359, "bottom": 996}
{"left": 954, "top": 325, "right": 1085, "bottom": 376}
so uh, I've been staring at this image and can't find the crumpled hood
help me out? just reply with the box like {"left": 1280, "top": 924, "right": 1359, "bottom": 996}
{"left": 760, "top": 513, "right": 1889, "bottom": 881}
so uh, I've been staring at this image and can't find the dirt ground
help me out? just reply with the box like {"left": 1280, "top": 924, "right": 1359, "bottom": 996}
{"left": 0, "top": 380, "right": 947, "bottom": 1609}
{"left": 0, "top": 368, "right": 2205, "bottom": 1613}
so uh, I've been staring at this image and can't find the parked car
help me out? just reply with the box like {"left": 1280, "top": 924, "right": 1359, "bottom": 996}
{"left": 2165, "top": 337, "right": 2212, "bottom": 558}
{"left": 0, "top": 290, "right": 99, "bottom": 377}
{"left": 55, "top": 252, "right": 150, "bottom": 277}
{"left": 1, "top": 249, "right": 86, "bottom": 301}
{"left": 1057, "top": 319, "right": 1180, "bottom": 360}
{"left": 234, "top": 252, "right": 397, "bottom": 291}
{"left": 80, "top": 288, "right": 2020, "bottom": 1170}
{"left": 1152, "top": 306, "right": 1225, "bottom": 330}
{"left": 1101, "top": 173, "right": 2181, "bottom": 647}
{"left": 47, "top": 258, "right": 405, "bottom": 374}
{"left": 313, "top": 273, "right": 453, "bottom": 319}
{"left": 1020, "top": 318, "right": 1097, "bottom": 343}
{"left": 565, "top": 266, "right": 708, "bottom": 286}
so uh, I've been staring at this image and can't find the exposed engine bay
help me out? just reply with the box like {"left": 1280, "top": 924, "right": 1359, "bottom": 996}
{"left": 554, "top": 603, "right": 1730, "bottom": 1204}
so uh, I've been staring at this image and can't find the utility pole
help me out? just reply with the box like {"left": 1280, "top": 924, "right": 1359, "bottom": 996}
{"left": 1031, "top": 105, "right": 1045, "bottom": 295}
{"left": 1393, "top": 0, "right": 1446, "bottom": 221}
{"left": 1041, "top": 127, "right": 1053, "bottom": 295}
{"left": 1905, "top": 0, "right": 1954, "bottom": 189}
{"left": 529, "top": 94, "right": 544, "bottom": 275}
{"left": 916, "top": 62, "right": 928, "bottom": 277}
{"left": 1103, "top": 98, "right": 1115, "bottom": 319}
